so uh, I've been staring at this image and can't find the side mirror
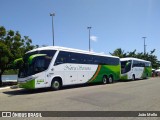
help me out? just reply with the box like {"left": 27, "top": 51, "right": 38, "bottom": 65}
{"left": 13, "top": 58, "right": 23, "bottom": 69}
{"left": 28, "top": 54, "right": 47, "bottom": 65}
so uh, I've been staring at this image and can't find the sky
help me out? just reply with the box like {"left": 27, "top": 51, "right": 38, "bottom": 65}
{"left": 1, "top": 0, "right": 160, "bottom": 60}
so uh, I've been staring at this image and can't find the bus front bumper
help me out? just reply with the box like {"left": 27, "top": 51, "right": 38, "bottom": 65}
{"left": 18, "top": 79, "right": 35, "bottom": 89}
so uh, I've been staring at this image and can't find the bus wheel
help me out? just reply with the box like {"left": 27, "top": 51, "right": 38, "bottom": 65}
{"left": 132, "top": 75, "right": 135, "bottom": 80}
{"left": 108, "top": 76, "right": 113, "bottom": 84}
{"left": 102, "top": 76, "right": 107, "bottom": 84}
{"left": 51, "top": 79, "right": 61, "bottom": 90}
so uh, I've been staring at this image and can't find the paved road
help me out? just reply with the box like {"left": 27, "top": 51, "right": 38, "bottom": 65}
{"left": 0, "top": 77, "right": 160, "bottom": 120}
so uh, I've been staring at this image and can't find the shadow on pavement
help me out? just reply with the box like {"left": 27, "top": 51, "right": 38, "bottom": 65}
{"left": 2, "top": 78, "right": 149, "bottom": 96}
{"left": 118, "top": 78, "right": 148, "bottom": 83}
{"left": 2, "top": 88, "right": 50, "bottom": 95}
{"left": 2, "top": 83, "right": 103, "bottom": 96}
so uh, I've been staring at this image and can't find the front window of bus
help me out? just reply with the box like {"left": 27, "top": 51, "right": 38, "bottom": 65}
{"left": 18, "top": 50, "right": 56, "bottom": 78}
{"left": 121, "top": 60, "right": 132, "bottom": 74}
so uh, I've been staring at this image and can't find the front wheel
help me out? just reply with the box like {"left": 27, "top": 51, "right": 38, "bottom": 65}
{"left": 132, "top": 75, "right": 135, "bottom": 81}
{"left": 51, "top": 79, "right": 61, "bottom": 90}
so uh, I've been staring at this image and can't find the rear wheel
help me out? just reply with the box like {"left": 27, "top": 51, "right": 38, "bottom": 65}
{"left": 108, "top": 76, "right": 113, "bottom": 84}
{"left": 102, "top": 76, "right": 107, "bottom": 84}
{"left": 51, "top": 79, "right": 61, "bottom": 90}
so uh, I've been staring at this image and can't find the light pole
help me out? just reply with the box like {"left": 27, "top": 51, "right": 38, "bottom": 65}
{"left": 50, "top": 12, "right": 55, "bottom": 46}
{"left": 142, "top": 37, "right": 147, "bottom": 55}
{"left": 87, "top": 26, "right": 92, "bottom": 51}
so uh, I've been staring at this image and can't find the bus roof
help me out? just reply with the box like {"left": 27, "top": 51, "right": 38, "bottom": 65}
{"left": 120, "top": 57, "right": 151, "bottom": 63}
{"left": 26, "top": 46, "right": 119, "bottom": 59}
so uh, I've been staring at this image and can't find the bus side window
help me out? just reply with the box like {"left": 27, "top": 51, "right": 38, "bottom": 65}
{"left": 142, "top": 63, "right": 145, "bottom": 67}
{"left": 69, "top": 52, "right": 80, "bottom": 64}
{"left": 125, "top": 61, "right": 131, "bottom": 72}
{"left": 80, "top": 54, "right": 89, "bottom": 64}
{"left": 145, "top": 62, "right": 151, "bottom": 67}
{"left": 132, "top": 60, "right": 137, "bottom": 67}
{"left": 54, "top": 51, "right": 69, "bottom": 65}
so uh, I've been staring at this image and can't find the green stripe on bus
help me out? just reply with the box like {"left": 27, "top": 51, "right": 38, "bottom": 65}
{"left": 88, "top": 65, "right": 120, "bottom": 83}
{"left": 120, "top": 74, "right": 128, "bottom": 80}
{"left": 141, "top": 67, "right": 152, "bottom": 78}
{"left": 19, "top": 79, "right": 35, "bottom": 89}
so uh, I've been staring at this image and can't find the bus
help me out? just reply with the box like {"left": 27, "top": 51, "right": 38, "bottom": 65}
{"left": 16, "top": 46, "right": 121, "bottom": 90}
{"left": 120, "top": 58, "right": 152, "bottom": 80}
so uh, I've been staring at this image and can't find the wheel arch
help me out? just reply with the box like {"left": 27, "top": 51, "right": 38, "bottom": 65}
{"left": 51, "top": 76, "right": 63, "bottom": 86}
{"left": 132, "top": 74, "right": 135, "bottom": 80}
{"left": 109, "top": 74, "right": 114, "bottom": 80}
{"left": 103, "top": 74, "right": 108, "bottom": 79}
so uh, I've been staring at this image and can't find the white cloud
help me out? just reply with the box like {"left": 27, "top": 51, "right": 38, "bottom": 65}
{"left": 90, "top": 35, "right": 98, "bottom": 42}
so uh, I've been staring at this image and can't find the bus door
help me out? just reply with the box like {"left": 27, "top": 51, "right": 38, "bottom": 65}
{"left": 31, "top": 55, "right": 48, "bottom": 88}
{"left": 125, "top": 60, "right": 132, "bottom": 79}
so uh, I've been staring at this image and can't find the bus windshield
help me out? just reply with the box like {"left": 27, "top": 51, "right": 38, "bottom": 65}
{"left": 121, "top": 60, "right": 132, "bottom": 74}
{"left": 18, "top": 50, "right": 56, "bottom": 78}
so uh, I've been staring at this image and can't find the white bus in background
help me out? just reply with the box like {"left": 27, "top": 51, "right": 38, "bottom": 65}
{"left": 16, "top": 46, "right": 121, "bottom": 90}
{"left": 120, "top": 58, "right": 152, "bottom": 80}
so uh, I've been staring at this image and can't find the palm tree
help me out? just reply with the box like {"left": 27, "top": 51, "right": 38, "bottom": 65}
{"left": 110, "top": 48, "right": 127, "bottom": 58}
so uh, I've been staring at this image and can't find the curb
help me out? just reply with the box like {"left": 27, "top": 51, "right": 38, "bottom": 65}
{"left": 0, "top": 85, "right": 19, "bottom": 91}
{"left": 0, "top": 86, "right": 11, "bottom": 90}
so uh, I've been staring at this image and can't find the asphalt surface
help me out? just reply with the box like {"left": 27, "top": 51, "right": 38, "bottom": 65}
{"left": 0, "top": 77, "right": 160, "bottom": 120}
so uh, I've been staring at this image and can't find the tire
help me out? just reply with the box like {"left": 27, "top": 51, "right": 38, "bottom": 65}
{"left": 108, "top": 76, "right": 113, "bottom": 84}
{"left": 51, "top": 79, "right": 61, "bottom": 90}
{"left": 132, "top": 75, "right": 135, "bottom": 81}
{"left": 102, "top": 76, "right": 107, "bottom": 84}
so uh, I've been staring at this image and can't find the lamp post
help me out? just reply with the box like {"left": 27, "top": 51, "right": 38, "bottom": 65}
{"left": 50, "top": 12, "right": 55, "bottom": 46}
{"left": 87, "top": 26, "right": 92, "bottom": 51}
{"left": 142, "top": 37, "right": 147, "bottom": 55}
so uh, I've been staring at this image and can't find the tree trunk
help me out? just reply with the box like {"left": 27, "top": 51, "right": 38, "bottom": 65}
{"left": 0, "top": 74, "right": 2, "bottom": 86}
{"left": 0, "top": 69, "right": 4, "bottom": 86}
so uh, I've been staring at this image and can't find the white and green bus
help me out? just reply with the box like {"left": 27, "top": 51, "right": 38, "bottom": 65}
{"left": 16, "top": 46, "right": 121, "bottom": 90}
{"left": 120, "top": 58, "right": 152, "bottom": 80}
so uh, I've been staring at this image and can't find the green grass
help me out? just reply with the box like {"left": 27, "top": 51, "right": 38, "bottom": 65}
{"left": 3, "top": 69, "right": 18, "bottom": 75}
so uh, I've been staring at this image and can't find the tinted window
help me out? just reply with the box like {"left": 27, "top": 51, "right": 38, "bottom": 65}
{"left": 133, "top": 60, "right": 139, "bottom": 67}
{"left": 19, "top": 50, "right": 56, "bottom": 78}
{"left": 54, "top": 51, "right": 70, "bottom": 65}
{"left": 133, "top": 60, "right": 149, "bottom": 67}
{"left": 33, "top": 57, "right": 47, "bottom": 74}
{"left": 121, "top": 60, "right": 132, "bottom": 74}
{"left": 80, "top": 54, "right": 90, "bottom": 64}
{"left": 70, "top": 52, "right": 80, "bottom": 63}
{"left": 54, "top": 51, "right": 119, "bottom": 66}
{"left": 145, "top": 62, "right": 151, "bottom": 67}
